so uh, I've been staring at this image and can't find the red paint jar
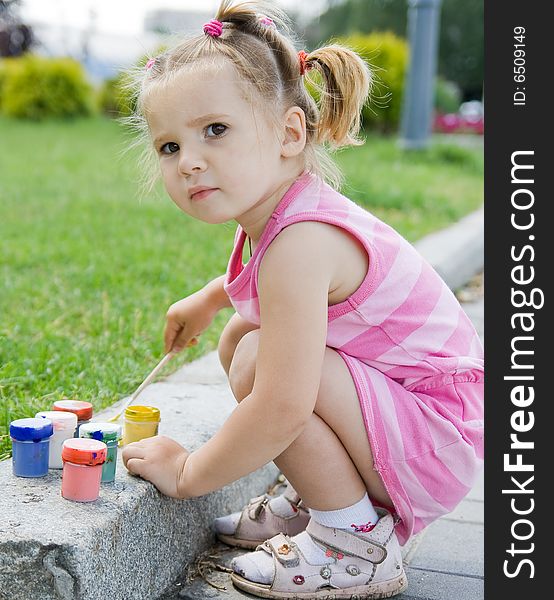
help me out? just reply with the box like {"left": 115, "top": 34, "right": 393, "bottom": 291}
{"left": 53, "top": 400, "right": 93, "bottom": 437}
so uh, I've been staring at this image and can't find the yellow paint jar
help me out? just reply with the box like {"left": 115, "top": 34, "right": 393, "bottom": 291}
{"left": 122, "top": 406, "right": 160, "bottom": 445}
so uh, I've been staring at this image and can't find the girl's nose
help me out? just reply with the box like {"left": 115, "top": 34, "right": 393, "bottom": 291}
{"left": 178, "top": 150, "right": 207, "bottom": 176}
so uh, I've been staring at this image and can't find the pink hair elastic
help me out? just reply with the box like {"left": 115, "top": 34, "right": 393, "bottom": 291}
{"left": 145, "top": 58, "right": 156, "bottom": 70}
{"left": 203, "top": 19, "right": 223, "bottom": 37}
{"left": 259, "top": 16, "right": 275, "bottom": 27}
{"left": 298, "top": 50, "right": 313, "bottom": 76}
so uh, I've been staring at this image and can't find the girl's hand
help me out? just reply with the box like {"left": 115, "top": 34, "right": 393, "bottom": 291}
{"left": 164, "top": 289, "right": 217, "bottom": 353}
{"left": 122, "top": 435, "right": 191, "bottom": 499}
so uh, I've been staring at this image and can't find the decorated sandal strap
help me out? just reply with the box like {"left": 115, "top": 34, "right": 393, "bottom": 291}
{"left": 263, "top": 533, "right": 301, "bottom": 567}
{"left": 247, "top": 495, "right": 270, "bottom": 520}
{"left": 306, "top": 519, "right": 387, "bottom": 564}
{"left": 283, "top": 486, "right": 300, "bottom": 503}
{"left": 283, "top": 488, "right": 307, "bottom": 512}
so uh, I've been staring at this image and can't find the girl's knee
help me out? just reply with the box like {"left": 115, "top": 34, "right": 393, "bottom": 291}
{"left": 217, "top": 330, "right": 235, "bottom": 376}
{"left": 228, "top": 329, "right": 259, "bottom": 402}
{"left": 217, "top": 313, "right": 259, "bottom": 376}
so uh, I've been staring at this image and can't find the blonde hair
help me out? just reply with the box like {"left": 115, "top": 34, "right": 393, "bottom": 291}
{"left": 121, "top": 0, "right": 372, "bottom": 195}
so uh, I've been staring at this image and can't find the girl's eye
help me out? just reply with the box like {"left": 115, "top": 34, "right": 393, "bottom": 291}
{"left": 206, "top": 123, "right": 227, "bottom": 137}
{"left": 160, "top": 142, "right": 179, "bottom": 155}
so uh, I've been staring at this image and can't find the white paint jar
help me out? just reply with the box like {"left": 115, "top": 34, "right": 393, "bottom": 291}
{"left": 35, "top": 410, "right": 78, "bottom": 469}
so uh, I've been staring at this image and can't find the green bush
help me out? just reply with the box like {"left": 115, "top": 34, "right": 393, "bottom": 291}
{"left": 1, "top": 55, "right": 95, "bottom": 120}
{"left": 99, "top": 46, "right": 168, "bottom": 118}
{"left": 336, "top": 31, "right": 409, "bottom": 132}
{"left": 0, "top": 57, "right": 18, "bottom": 107}
{"left": 435, "top": 76, "right": 461, "bottom": 114}
{"left": 306, "top": 0, "right": 483, "bottom": 100}
{"left": 98, "top": 71, "right": 136, "bottom": 117}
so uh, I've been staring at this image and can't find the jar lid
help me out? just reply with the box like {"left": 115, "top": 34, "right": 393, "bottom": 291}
{"left": 10, "top": 417, "right": 53, "bottom": 441}
{"left": 53, "top": 400, "right": 93, "bottom": 420}
{"left": 79, "top": 422, "right": 122, "bottom": 442}
{"left": 124, "top": 405, "right": 161, "bottom": 423}
{"left": 36, "top": 410, "right": 78, "bottom": 432}
{"left": 61, "top": 438, "right": 107, "bottom": 465}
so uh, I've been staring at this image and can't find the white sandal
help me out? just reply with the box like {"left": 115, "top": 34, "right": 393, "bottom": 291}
{"left": 231, "top": 509, "right": 407, "bottom": 599}
{"left": 215, "top": 482, "right": 310, "bottom": 550}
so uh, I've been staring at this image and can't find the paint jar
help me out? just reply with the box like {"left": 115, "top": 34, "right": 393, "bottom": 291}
{"left": 35, "top": 411, "right": 78, "bottom": 469}
{"left": 79, "top": 422, "right": 122, "bottom": 483}
{"left": 10, "top": 418, "right": 53, "bottom": 477}
{"left": 122, "top": 406, "right": 160, "bottom": 445}
{"left": 61, "top": 438, "right": 107, "bottom": 502}
{"left": 52, "top": 400, "right": 93, "bottom": 437}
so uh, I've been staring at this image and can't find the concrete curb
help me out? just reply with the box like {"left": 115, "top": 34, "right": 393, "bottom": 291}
{"left": 0, "top": 355, "right": 279, "bottom": 600}
{"left": 415, "top": 207, "right": 483, "bottom": 291}
{"left": 0, "top": 208, "right": 483, "bottom": 600}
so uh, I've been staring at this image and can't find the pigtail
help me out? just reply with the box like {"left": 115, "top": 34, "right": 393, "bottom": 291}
{"left": 304, "top": 45, "right": 372, "bottom": 148}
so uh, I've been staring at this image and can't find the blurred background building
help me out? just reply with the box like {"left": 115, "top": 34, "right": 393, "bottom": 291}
{"left": 144, "top": 9, "right": 211, "bottom": 36}
{"left": 9, "top": 0, "right": 312, "bottom": 82}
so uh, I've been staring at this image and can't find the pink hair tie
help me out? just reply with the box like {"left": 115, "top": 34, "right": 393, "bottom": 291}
{"left": 298, "top": 50, "right": 313, "bottom": 76}
{"left": 145, "top": 58, "right": 156, "bottom": 70}
{"left": 203, "top": 19, "right": 223, "bottom": 37}
{"left": 259, "top": 16, "right": 275, "bottom": 27}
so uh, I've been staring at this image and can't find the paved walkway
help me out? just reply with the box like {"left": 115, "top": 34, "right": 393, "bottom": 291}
{"left": 161, "top": 289, "right": 485, "bottom": 600}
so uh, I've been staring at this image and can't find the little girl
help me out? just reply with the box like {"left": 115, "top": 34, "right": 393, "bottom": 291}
{"left": 121, "top": 1, "right": 484, "bottom": 598}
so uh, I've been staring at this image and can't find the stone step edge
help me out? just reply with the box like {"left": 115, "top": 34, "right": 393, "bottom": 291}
{"left": 415, "top": 206, "right": 484, "bottom": 291}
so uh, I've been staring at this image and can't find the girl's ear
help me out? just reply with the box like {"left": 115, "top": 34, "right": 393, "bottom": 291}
{"left": 280, "top": 106, "right": 306, "bottom": 158}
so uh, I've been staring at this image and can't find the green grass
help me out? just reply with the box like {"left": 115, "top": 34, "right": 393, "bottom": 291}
{"left": 0, "top": 116, "right": 483, "bottom": 459}
{"left": 336, "top": 137, "right": 484, "bottom": 241}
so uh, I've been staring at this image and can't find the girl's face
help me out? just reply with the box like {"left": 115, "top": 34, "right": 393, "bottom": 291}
{"left": 146, "top": 61, "right": 292, "bottom": 225}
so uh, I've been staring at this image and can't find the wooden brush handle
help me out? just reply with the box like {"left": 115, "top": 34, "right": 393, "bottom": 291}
{"left": 128, "top": 352, "right": 174, "bottom": 405}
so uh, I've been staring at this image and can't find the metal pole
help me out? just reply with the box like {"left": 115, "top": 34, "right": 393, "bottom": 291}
{"left": 400, "top": 0, "right": 443, "bottom": 150}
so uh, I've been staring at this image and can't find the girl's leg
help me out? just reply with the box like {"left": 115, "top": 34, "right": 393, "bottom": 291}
{"left": 215, "top": 315, "right": 310, "bottom": 546}
{"left": 227, "top": 331, "right": 405, "bottom": 595}
{"left": 217, "top": 312, "right": 260, "bottom": 376}
{"left": 228, "top": 329, "right": 392, "bottom": 510}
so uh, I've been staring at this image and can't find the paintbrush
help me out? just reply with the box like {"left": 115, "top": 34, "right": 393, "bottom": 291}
{"left": 108, "top": 351, "right": 175, "bottom": 423}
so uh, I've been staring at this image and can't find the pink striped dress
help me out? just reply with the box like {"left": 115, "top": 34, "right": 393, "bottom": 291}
{"left": 223, "top": 172, "right": 484, "bottom": 545}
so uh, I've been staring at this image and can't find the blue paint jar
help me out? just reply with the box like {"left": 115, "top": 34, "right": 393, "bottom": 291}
{"left": 10, "top": 417, "right": 54, "bottom": 477}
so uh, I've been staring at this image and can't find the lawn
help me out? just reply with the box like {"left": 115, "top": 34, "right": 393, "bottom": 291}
{"left": 0, "top": 116, "right": 483, "bottom": 459}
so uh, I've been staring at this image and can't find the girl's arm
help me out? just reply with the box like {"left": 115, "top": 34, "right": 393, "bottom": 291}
{"left": 163, "top": 274, "right": 232, "bottom": 353}
{"left": 201, "top": 274, "right": 233, "bottom": 312}
{"left": 179, "top": 222, "right": 336, "bottom": 498}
